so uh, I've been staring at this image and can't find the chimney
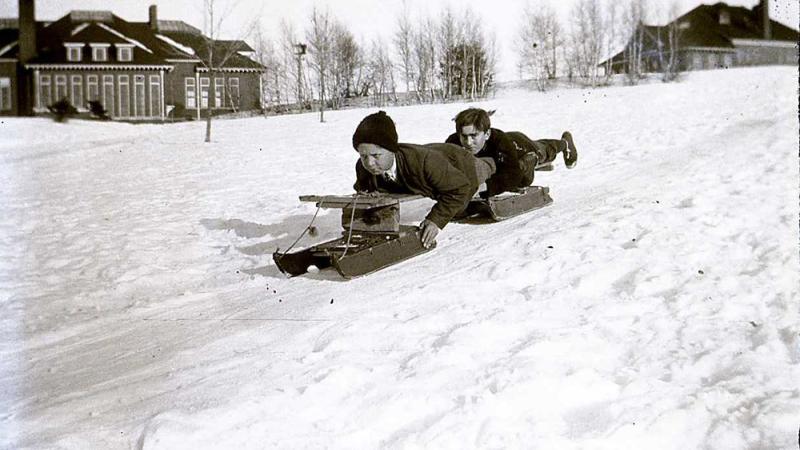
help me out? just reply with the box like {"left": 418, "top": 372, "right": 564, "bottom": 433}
{"left": 17, "top": 0, "right": 36, "bottom": 116}
{"left": 149, "top": 4, "right": 158, "bottom": 31}
{"left": 762, "top": 0, "right": 771, "bottom": 39}
{"left": 18, "top": 0, "right": 36, "bottom": 62}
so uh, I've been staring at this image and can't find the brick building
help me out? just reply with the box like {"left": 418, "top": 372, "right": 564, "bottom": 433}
{"left": 0, "top": 1, "right": 264, "bottom": 119}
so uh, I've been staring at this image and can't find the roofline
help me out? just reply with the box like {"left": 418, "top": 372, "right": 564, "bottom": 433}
{"left": 96, "top": 22, "right": 152, "bottom": 54}
{"left": 196, "top": 67, "right": 264, "bottom": 73}
{"left": 0, "top": 40, "right": 17, "bottom": 57}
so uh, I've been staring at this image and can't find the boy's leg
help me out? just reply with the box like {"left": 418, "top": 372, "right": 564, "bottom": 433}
{"left": 510, "top": 131, "right": 577, "bottom": 169}
{"left": 506, "top": 132, "right": 542, "bottom": 186}
{"left": 530, "top": 139, "right": 564, "bottom": 165}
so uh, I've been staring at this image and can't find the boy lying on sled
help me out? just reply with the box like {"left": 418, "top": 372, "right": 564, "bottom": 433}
{"left": 445, "top": 107, "right": 578, "bottom": 197}
{"left": 351, "top": 111, "right": 496, "bottom": 248}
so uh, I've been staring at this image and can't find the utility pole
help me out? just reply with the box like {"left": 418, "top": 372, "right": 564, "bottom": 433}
{"left": 294, "top": 43, "right": 306, "bottom": 113}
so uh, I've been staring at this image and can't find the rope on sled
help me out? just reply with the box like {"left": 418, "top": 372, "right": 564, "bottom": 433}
{"left": 277, "top": 198, "right": 325, "bottom": 258}
{"left": 340, "top": 194, "right": 360, "bottom": 258}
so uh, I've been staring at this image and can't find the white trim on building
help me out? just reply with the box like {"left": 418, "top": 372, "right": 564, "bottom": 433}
{"left": 25, "top": 63, "right": 173, "bottom": 70}
{"left": 730, "top": 38, "right": 799, "bottom": 48}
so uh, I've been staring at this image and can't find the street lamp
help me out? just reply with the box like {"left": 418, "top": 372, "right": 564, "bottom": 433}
{"left": 294, "top": 43, "right": 306, "bottom": 111}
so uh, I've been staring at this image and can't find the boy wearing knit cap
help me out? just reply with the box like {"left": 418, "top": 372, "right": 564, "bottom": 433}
{"left": 352, "top": 111, "right": 496, "bottom": 248}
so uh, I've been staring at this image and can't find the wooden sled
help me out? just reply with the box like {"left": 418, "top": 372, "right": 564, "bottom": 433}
{"left": 273, "top": 193, "right": 432, "bottom": 279}
{"left": 465, "top": 186, "right": 553, "bottom": 221}
{"left": 273, "top": 187, "right": 552, "bottom": 279}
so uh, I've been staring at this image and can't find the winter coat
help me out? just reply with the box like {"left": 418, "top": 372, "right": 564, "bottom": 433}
{"left": 354, "top": 142, "right": 479, "bottom": 229}
{"left": 445, "top": 127, "right": 528, "bottom": 196}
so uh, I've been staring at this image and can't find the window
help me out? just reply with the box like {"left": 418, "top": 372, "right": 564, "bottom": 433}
{"left": 118, "top": 75, "right": 130, "bottom": 117}
{"left": 39, "top": 74, "right": 51, "bottom": 108}
{"left": 214, "top": 77, "right": 224, "bottom": 107}
{"left": 199, "top": 77, "right": 210, "bottom": 108}
{"left": 149, "top": 75, "right": 161, "bottom": 117}
{"left": 0, "top": 77, "right": 10, "bottom": 111}
{"left": 722, "top": 53, "right": 733, "bottom": 68}
{"left": 185, "top": 78, "right": 196, "bottom": 108}
{"left": 102, "top": 75, "right": 114, "bottom": 115}
{"left": 719, "top": 11, "right": 730, "bottom": 25}
{"left": 66, "top": 45, "right": 82, "bottom": 62}
{"left": 92, "top": 46, "right": 108, "bottom": 62}
{"left": 55, "top": 75, "right": 67, "bottom": 101}
{"left": 134, "top": 75, "right": 146, "bottom": 117}
{"left": 70, "top": 75, "right": 83, "bottom": 108}
{"left": 87, "top": 75, "right": 99, "bottom": 101}
{"left": 679, "top": 21, "right": 690, "bottom": 30}
{"left": 228, "top": 77, "right": 240, "bottom": 108}
{"left": 707, "top": 53, "right": 719, "bottom": 69}
{"left": 117, "top": 46, "right": 133, "bottom": 62}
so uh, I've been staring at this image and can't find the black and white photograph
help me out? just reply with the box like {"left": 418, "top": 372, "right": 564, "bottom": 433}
{"left": 0, "top": 0, "right": 798, "bottom": 448}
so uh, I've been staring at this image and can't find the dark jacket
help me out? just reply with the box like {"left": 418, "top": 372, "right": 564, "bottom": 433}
{"left": 354, "top": 143, "right": 478, "bottom": 229}
{"left": 445, "top": 128, "right": 526, "bottom": 195}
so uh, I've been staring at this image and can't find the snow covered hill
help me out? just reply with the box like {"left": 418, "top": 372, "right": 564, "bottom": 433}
{"left": 1, "top": 66, "right": 798, "bottom": 449}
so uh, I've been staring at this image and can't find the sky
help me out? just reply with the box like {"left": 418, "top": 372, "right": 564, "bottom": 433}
{"left": 1, "top": 0, "right": 798, "bottom": 81}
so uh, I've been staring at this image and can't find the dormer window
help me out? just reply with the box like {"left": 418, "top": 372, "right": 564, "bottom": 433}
{"left": 91, "top": 44, "right": 109, "bottom": 62}
{"left": 719, "top": 11, "right": 731, "bottom": 25}
{"left": 66, "top": 44, "right": 83, "bottom": 62}
{"left": 117, "top": 45, "right": 133, "bottom": 62}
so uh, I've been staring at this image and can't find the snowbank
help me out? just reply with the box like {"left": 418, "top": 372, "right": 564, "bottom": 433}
{"left": 0, "top": 66, "right": 797, "bottom": 449}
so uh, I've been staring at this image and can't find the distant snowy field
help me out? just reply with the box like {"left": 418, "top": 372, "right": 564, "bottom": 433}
{"left": 0, "top": 66, "right": 797, "bottom": 450}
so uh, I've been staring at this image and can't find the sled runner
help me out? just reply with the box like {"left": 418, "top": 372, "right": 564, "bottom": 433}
{"left": 466, "top": 186, "right": 553, "bottom": 221}
{"left": 273, "top": 193, "right": 432, "bottom": 279}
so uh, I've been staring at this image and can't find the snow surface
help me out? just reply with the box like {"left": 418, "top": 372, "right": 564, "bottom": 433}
{"left": 0, "top": 66, "right": 798, "bottom": 449}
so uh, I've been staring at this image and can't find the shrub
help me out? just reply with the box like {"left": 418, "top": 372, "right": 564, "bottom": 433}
{"left": 87, "top": 100, "right": 110, "bottom": 120}
{"left": 47, "top": 97, "right": 78, "bottom": 122}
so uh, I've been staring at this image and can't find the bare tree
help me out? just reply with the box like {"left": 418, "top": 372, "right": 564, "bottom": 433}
{"left": 603, "top": 0, "right": 621, "bottom": 81}
{"left": 306, "top": 7, "right": 334, "bottom": 122}
{"left": 621, "top": 0, "right": 648, "bottom": 83}
{"left": 655, "top": 1, "right": 682, "bottom": 81}
{"left": 366, "top": 37, "right": 396, "bottom": 106}
{"left": 252, "top": 27, "right": 284, "bottom": 112}
{"left": 436, "top": 7, "right": 460, "bottom": 99}
{"left": 387, "top": 3, "right": 496, "bottom": 104}
{"left": 394, "top": 3, "right": 415, "bottom": 100}
{"left": 278, "top": 20, "right": 310, "bottom": 110}
{"left": 567, "top": 0, "right": 606, "bottom": 86}
{"left": 329, "top": 21, "right": 362, "bottom": 108}
{"left": 427, "top": 6, "right": 496, "bottom": 100}
{"left": 481, "top": 31, "right": 499, "bottom": 97}
{"left": 411, "top": 15, "right": 437, "bottom": 102}
{"left": 517, "top": 1, "right": 562, "bottom": 90}
{"left": 199, "top": 0, "right": 259, "bottom": 142}
{"left": 459, "top": 9, "right": 477, "bottom": 97}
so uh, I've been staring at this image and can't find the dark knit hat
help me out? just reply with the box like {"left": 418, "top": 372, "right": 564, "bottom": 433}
{"left": 352, "top": 111, "right": 400, "bottom": 152}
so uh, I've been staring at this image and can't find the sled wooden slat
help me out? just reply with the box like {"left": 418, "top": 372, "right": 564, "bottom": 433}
{"left": 299, "top": 193, "right": 423, "bottom": 209}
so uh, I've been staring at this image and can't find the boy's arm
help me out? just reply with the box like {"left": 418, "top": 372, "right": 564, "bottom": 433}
{"left": 421, "top": 152, "right": 475, "bottom": 229}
